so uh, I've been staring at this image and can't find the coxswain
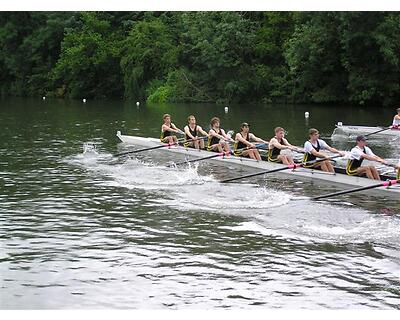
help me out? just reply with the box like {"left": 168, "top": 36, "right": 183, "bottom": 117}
{"left": 303, "top": 128, "right": 344, "bottom": 173}
{"left": 392, "top": 107, "right": 400, "bottom": 128}
{"left": 268, "top": 127, "right": 300, "bottom": 165}
{"left": 207, "top": 117, "right": 234, "bottom": 153}
{"left": 346, "top": 135, "right": 386, "bottom": 180}
{"left": 160, "top": 114, "right": 183, "bottom": 144}
{"left": 183, "top": 115, "right": 208, "bottom": 149}
{"left": 234, "top": 122, "right": 268, "bottom": 160}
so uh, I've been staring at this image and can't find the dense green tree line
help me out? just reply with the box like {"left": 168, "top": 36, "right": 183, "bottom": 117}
{"left": 0, "top": 11, "right": 399, "bottom": 106}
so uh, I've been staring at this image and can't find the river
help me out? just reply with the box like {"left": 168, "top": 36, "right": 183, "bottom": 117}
{"left": 0, "top": 97, "right": 399, "bottom": 309}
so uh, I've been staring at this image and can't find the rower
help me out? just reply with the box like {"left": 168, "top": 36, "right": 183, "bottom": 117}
{"left": 303, "top": 128, "right": 344, "bottom": 173}
{"left": 392, "top": 107, "right": 400, "bottom": 128}
{"left": 234, "top": 122, "right": 268, "bottom": 160}
{"left": 160, "top": 114, "right": 183, "bottom": 144}
{"left": 346, "top": 135, "right": 386, "bottom": 180}
{"left": 268, "top": 127, "right": 299, "bottom": 165}
{"left": 207, "top": 117, "right": 234, "bottom": 153}
{"left": 183, "top": 115, "right": 208, "bottom": 149}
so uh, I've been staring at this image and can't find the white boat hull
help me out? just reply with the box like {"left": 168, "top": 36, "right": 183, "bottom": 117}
{"left": 116, "top": 131, "right": 400, "bottom": 195}
{"left": 332, "top": 123, "right": 400, "bottom": 138}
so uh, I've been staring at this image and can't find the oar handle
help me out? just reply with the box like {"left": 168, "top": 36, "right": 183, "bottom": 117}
{"left": 302, "top": 154, "right": 342, "bottom": 167}
{"left": 181, "top": 136, "right": 207, "bottom": 143}
{"left": 290, "top": 146, "right": 305, "bottom": 154}
{"left": 381, "top": 161, "right": 398, "bottom": 169}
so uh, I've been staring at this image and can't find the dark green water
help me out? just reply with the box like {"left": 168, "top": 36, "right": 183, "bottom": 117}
{"left": 0, "top": 97, "right": 399, "bottom": 309}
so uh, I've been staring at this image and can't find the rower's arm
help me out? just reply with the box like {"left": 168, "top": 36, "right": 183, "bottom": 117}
{"left": 282, "top": 138, "right": 298, "bottom": 150}
{"left": 362, "top": 153, "right": 385, "bottom": 163}
{"left": 221, "top": 129, "right": 234, "bottom": 142}
{"left": 270, "top": 138, "right": 289, "bottom": 150}
{"left": 290, "top": 146, "right": 305, "bottom": 153}
{"left": 163, "top": 124, "right": 177, "bottom": 133}
{"left": 197, "top": 126, "right": 208, "bottom": 136}
{"left": 326, "top": 145, "right": 345, "bottom": 156}
{"left": 162, "top": 124, "right": 172, "bottom": 132}
{"left": 285, "top": 142, "right": 303, "bottom": 153}
{"left": 171, "top": 123, "right": 184, "bottom": 134}
{"left": 209, "top": 130, "right": 225, "bottom": 141}
{"left": 249, "top": 133, "right": 268, "bottom": 145}
{"left": 310, "top": 149, "right": 331, "bottom": 159}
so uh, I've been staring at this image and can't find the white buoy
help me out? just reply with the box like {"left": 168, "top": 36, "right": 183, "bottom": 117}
{"left": 83, "top": 98, "right": 86, "bottom": 103}
{"left": 136, "top": 101, "right": 140, "bottom": 106}
{"left": 42, "top": 96, "right": 46, "bottom": 100}
{"left": 304, "top": 111, "right": 309, "bottom": 118}
{"left": 224, "top": 106, "right": 229, "bottom": 113}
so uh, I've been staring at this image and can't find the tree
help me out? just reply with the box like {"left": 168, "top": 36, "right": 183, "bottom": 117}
{"left": 51, "top": 12, "right": 123, "bottom": 98}
{"left": 178, "top": 12, "right": 258, "bottom": 103}
{"left": 338, "top": 12, "right": 400, "bottom": 106}
{"left": 253, "top": 12, "right": 294, "bottom": 102}
{"left": 0, "top": 12, "right": 77, "bottom": 96}
{"left": 284, "top": 12, "right": 348, "bottom": 103}
{"left": 120, "top": 17, "right": 178, "bottom": 100}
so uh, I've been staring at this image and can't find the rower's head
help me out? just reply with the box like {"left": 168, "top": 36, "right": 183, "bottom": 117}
{"left": 187, "top": 115, "right": 196, "bottom": 125}
{"left": 240, "top": 122, "right": 250, "bottom": 133}
{"left": 210, "top": 117, "right": 220, "bottom": 129}
{"left": 397, "top": 107, "right": 400, "bottom": 114}
{"left": 309, "top": 128, "right": 319, "bottom": 141}
{"left": 275, "top": 127, "right": 285, "bottom": 139}
{"left": 356, "top": 135, "right": 367, "bottom": 147}
{"left": 163, "top": 114, "right": 171, "bottom": 124}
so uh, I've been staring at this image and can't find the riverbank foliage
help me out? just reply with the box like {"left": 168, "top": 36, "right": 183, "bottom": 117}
{"left": 1, "top": 12, "right": 399, "bottom": 106}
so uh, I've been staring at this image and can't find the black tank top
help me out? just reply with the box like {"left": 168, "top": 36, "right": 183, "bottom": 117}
{"left": 209, "top": 128, "right": 222, "bottom": 145}
{"left": 348, "top": 147, "right": 365, "bottom": 170}
{"left": 161, "top": 124, "right": 172, "bottom": 139}
{"left": 185, "top": 125, "right": 197, "bottom": 140}
{"left": 235, "top": 132, "right": 249, "bottom": 150}
{"left": 269, "top": 138, "right": 283, "bottom": 159}
{"left": 303, "top": 140, "right": 320, "bottom": 162}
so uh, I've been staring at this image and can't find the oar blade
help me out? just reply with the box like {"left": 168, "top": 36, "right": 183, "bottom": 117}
{"left": 115, "top": 136, "right": 207, "bottom": 157}
{"left": 171, "top": 151, "right": 228, "bottom": 167}
{"left": 364, "top": 126, "right": 392, "bottom": 137}
{"left": 313, "top": 179, "right": 398, "bottom": 200}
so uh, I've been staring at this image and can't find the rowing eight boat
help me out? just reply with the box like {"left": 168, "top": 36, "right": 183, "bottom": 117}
{"left": 332, "top": 122, "right": 400, "bottom": 139}
{"left": 116, "top": 131, "right": 400, "bottom": 195}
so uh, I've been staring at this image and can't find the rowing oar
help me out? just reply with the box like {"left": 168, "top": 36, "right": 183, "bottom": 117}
{"left": 313, "top": 179, "right": 399, "bottom": 200}
{"left": 258, "top": 146, "right": 305, "bottom": 154}
{"left": 169, "top": 143, "right": 267, "bottom": 167}
{"left": 382, "top": 161, "right": 399, "bottom": 169}
{"left": 220, "top": 155, "right": 342, "bottom": 183}
{"left": 364, "top": 126, "right": 393, "bottom": 137}
{"left": 115, "top": 136, "right": 207, "bottom": 157}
